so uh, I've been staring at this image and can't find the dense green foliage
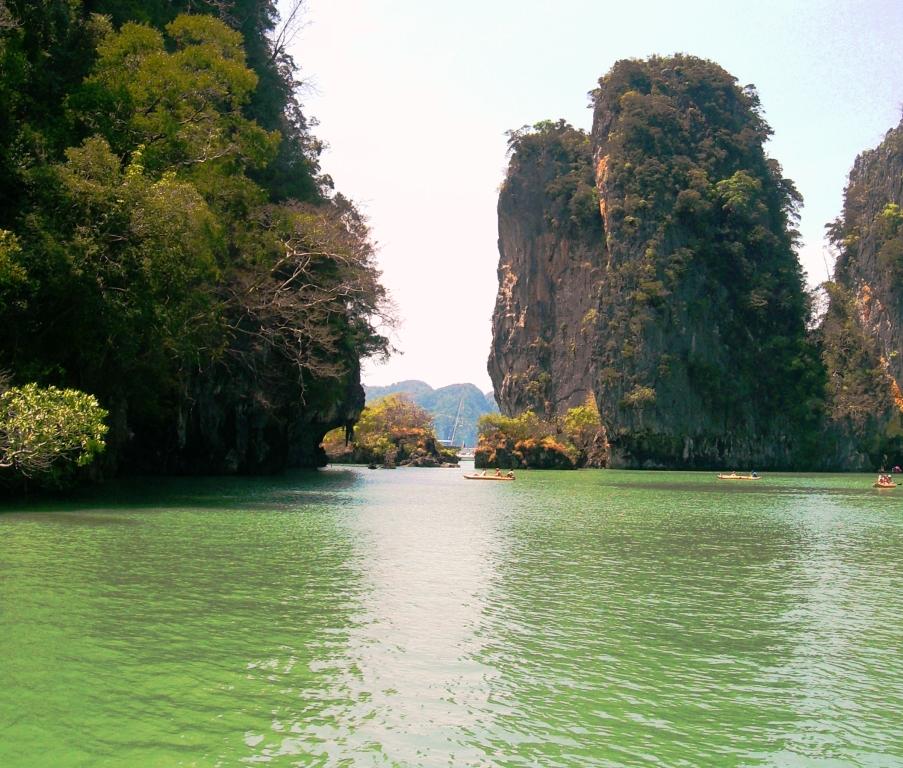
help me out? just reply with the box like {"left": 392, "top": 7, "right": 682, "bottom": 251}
{"left": 364, "top": 380, "right": 498, "bottom": 447}
{"left": 819, "top": 282, "right": 899, "bottom": 448}
{"left": 323, "top": 394, "right": 457, "bottom": 467}
{"left": 587, "top": 55, "right": 826, "bottom": 465}
{"left": 503, "top": 120, "right": 600, "bottom": 237}
{"left": 0, "top": 1, "right": 388, "bottom": 476}
{"left": 475, "top": 398, "right": 604, "bottom": 469}
{"left": 0, "top": 380, "right": 108, "bottom": 487}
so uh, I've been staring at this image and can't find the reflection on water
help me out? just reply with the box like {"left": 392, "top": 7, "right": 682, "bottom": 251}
{"left": 1, "top": 469, "right": 902, "bottom": 766}
{"left": 242, "top": 470, "right": 505, "bottom": 765}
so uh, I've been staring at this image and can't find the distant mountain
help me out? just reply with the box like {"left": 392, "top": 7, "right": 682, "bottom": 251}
{"left": 365, "top": 379, "right": 434, "bottom": 401}
{"left": 364, "top": 380, "right": 498, "bottom": 448}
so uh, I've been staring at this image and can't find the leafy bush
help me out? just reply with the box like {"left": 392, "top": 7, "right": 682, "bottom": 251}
{"left": 0, "top": 383, "right": 108, "bottom": 487}
{"left": 322, "top": 394, "right": 455, "bottom": 466}
{"left": 621, "top": 386, "right": 656, "bottom": 409}
{"left": 477, "top": 411, "right": 549, "bottom": 443}
{"left": 562, "top": 396, "right": 603, "bottom": 456}
{"left": 476, "top": 399, "right": 606, "bottom": 469}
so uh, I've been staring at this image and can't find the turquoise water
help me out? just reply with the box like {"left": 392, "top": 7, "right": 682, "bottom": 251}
{"left": 1, "top": 468, "right": 902, "bottom": 766}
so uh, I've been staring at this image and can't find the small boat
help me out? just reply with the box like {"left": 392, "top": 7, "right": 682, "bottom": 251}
{"left": 874, "top": 476, "right": 897, "bottom": 488}
{"left": 464, "top": 473, "right": 515, "bottom": 481}
{"left": 717, "top": 473, "right": 761, "bottom": 481}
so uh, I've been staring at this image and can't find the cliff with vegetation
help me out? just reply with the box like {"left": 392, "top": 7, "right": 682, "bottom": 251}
{"left": 491, "top": 56, "right": 824, "bottom": 469}
{"left": 0, "top": 0, "right": 387, "bottom": 483}
{"left": 819, "top": 119, "right": 903, "bottom": 468}
{"left": 488, "top": 120, "right": 605, "bottom": 419}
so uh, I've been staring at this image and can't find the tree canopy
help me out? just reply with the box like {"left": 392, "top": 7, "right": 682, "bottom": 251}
{"left": 322, "top": 394, "right": 457, "bottom": 467}
{"left": 0, "top": 381, "right": 108, "bottom": 486}
{"left": 0, "top": 1, "right": 389, "bottom": 478}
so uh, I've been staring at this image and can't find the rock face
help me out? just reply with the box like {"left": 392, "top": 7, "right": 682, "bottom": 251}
{"left": 118, "top": 350, "right": 365, "bottom": 475}
{"left": 490, "top": 56, "right": 823, "bottom": 469}
{"left": 820, "top": 120, "right": 903, "bottom": 467}
{"left": 488, "top": 121, "right": 605, "bottom": 418}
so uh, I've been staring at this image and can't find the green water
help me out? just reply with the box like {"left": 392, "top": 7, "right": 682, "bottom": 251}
{"left": 1, "top": 468, "right": 902, "bottom": 767}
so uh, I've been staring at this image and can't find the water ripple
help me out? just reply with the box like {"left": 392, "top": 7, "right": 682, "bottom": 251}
{"left": 1, "top": 469, "right": 902, "bottom": 766}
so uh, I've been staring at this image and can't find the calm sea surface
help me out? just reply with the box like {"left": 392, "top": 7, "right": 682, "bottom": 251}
{"left": 1, "top": 467, "right": 902, "bottom": 767}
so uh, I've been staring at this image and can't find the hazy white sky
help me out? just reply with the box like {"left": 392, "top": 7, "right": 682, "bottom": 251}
{"left": 287, "top": 0, "right": 903, "bottom": 391}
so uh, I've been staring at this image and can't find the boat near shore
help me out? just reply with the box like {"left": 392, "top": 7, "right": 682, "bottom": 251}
{"left": 717, "top": 473, "right": 761, "bottom": 481}
{"left": 464, "top": 473, "right": 515, "bottom": 481}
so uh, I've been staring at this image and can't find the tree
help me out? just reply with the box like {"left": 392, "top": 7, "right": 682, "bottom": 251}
{"left": 323, "top": 394, "right": 455, "bottom": 467}
{"left": 224, "top": 195, "right": 390, "bottom": 396}
{"left": 355, "top": 394, "right": 434, "bottom": 445}
{"left": 0, "top": 1, "right": 16, "bottom": 31}
{"left": 477, "top": 411, "right": 549, "bottom": 443}
{"left": 0, "top": 382, "right": 108, "bottom": 484}
{"left": 562, "top": 395, "right": 602, "bottom": 457}
{"left": 75, "top": 14, "right": 279, "bottom": 180}
{"left": 475, "top": 410, "right": 575, "bottom": 469}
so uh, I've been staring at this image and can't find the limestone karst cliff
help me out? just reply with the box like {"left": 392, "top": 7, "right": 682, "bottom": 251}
{"left": 123, "top": 355, "right": 366, "bottom": 475}
{"left": 490, "top": 56, "right": 825, "bottom": 469}
{"left": 819, "top": 119, "right": 903, "bottom": 467}
{"left": 488, "top": 121, "right": 604, "bottom": 419}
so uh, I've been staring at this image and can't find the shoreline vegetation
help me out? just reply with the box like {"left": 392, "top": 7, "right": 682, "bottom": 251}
{"left": 475, "top": 396, "right": 607, "bottom": 470}
{"left": 322, "top": 394, "right": 459, "bottom": 468}
{"left": 0, "top": 378, "right": 108, "bottom": 489}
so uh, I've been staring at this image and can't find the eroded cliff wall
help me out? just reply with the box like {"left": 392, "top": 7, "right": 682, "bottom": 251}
{"left": 115, "top": 351, "right": 364, "bottom": 475}
{"left": 490, "top": 56, "right": 824, "bottom": 469}
{"left": 489, "top": 121, "right": 605, "bottom": 418}
{"left": 820, "top": 119, "right": 903, "bottom": 467}
{"left": 589, "top": 56, "right": 822, "bottom": 468}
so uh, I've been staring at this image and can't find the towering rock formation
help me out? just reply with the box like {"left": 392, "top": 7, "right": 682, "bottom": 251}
{"left": 820, "top": 119, "right": 903, "bottom": 467}
{"left": 589, "top": 56, "right": 822, "bottom": 467}
{"left": 490, "top": 56, "right": 824, "bottom": 468}
{"left": 489, "top": 121, "right": 605, "bottom": 418}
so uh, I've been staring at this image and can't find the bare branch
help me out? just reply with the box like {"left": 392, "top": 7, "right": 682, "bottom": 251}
{"left": 271, "top": 1, "right": 307, "bottom": 63}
